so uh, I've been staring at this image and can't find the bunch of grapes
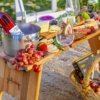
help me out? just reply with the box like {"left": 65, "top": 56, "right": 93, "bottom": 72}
{"left": 11, "top": 44, "right": 44, "bottom": 72}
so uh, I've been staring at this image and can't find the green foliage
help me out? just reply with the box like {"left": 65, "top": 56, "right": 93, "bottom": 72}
{"left": 0, "top": 0, "right": 99, "bottom": 21}
{"left": 57, "top": 0, "right": 66, "bottom": 10}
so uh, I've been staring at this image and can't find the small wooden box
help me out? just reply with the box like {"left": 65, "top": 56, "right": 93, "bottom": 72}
{"left": 0, "top": 57, "right": 41, "bottom": 100}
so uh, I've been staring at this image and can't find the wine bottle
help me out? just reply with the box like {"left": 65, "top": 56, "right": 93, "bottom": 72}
{"left": 0, "top": 12, "right": 23, "bottom": 36}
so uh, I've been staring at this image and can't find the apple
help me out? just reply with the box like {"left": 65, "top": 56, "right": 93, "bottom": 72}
{"left": 33, "top": 65, "right": 40, "bottom": 72}
{"left": 38, "top": 43, "right": 48, "bottom": 52}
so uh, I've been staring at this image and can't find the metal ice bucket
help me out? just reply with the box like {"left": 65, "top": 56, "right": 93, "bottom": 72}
{"left": 1, "top": 23, "right": 41, "bottom": 57}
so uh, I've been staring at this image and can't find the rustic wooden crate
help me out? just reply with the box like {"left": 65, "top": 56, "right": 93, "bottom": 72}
{"left": 70, "top": 58, "right": 100, "bottom": 100}
{"left": 0, "top": 58, "right": 42, "bottom": 100}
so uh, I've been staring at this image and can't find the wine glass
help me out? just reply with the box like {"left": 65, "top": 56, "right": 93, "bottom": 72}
{"left": 65, "top": 0, "right": 80, "bottom": 15}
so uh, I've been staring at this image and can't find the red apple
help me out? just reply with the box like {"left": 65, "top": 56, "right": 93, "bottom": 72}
{"left": 38, "top": 43, "right": 48, "bottom": 52}
{"left": 33, "top": 65, "right": 40, "bottom": 72}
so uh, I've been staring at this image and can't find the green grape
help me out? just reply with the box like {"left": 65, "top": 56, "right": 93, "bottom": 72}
{"left": 81, "top": 12, "right": 90, "bottom": 19}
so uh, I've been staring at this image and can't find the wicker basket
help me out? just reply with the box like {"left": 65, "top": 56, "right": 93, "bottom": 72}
{"left": 70, "top": 58, "right": 100, "bottom": 100}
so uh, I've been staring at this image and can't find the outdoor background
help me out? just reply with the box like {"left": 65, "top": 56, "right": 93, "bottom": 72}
{"left": 0, "top": 0, "right": 100, "bottom": 20}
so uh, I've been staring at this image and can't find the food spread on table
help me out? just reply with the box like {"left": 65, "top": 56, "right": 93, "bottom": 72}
{"left": 0, "top": 8, "right": 99, "bottom": 73}
{"left": 0, "top": 1, "right": 100, "bottom": 100}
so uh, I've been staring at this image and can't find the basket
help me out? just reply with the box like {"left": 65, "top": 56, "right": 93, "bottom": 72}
{"left": 70, "top": 58, "right": 100, "bottom": 100}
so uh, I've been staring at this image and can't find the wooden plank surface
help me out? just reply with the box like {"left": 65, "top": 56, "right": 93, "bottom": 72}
{"left": 0, "top": 58, "right": 6, "bottom": 92}
{"left": 3, "top": 63, "right": 24, "bottom": 100}
{"left": 0, "top": 58, "right": 6, "bottom": 79}
{"left": 36, "top": 47, "right": 68, "bottom": 65}
{"left": 37, "top": 30, "right": 100, "bottom": 65}
{"left": 26, "top": 65, "right": 43, "bottom": 100}
{"left": 40, "top": 30, "right": 62, "bottom": 39}
{"left": 20, "top": 72, "right": 30, "bottom": 100}
{"left": 71, "top": 30, "right": 100, "bottom": 47}
{"left": 88, "top": 34, "right": 100, "bottom": 54}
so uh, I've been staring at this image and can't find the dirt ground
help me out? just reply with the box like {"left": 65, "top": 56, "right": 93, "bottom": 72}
{"left": 40, "top": 41, "right": 91, "bottom": 100}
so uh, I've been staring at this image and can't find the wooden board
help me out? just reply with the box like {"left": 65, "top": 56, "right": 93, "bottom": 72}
{"left": 88, "top": 34, "right": 100, "bottom": 54}
{"left": 40, "top": 30, "right": 62, "bottom": 39}
{"left": 3, "top": 63, "right": 23, "bottom": 100}
{"left": 71, "top": 29, "right": 100, "bottom": 47}
{"left": 0, "top": 58, "right": 6, "bottom": 92}
{"left": 36, "top": 47, "right": 68, "bottom": 65}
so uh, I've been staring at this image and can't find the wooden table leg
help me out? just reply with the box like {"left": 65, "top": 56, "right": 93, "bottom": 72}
{"left": 88, "top": 34, "right": 100, "bottom": 54}
{"left": 25, "top": 64, "right": 43, "bottom": 100}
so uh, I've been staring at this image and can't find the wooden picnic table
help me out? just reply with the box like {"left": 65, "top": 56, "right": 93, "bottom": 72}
{"left": 0, "top": 29, "right": 99, "bottom": 100}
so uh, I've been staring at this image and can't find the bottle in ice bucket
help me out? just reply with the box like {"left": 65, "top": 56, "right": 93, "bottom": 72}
{"left": 0, "top": 12, "right": 40, "bottom": 57}
{"left": 0, "top": 12, "right": 24, "bottom": 56}
{"left": 0, "top": 12, "right": 23, "bottom": 36}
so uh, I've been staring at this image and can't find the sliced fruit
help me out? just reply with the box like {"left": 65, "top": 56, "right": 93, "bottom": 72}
{"left": 64, "top": 24, "right": 72, "bottom": 36}
{"left": 47, "top": 44, "right": 59, "bottom": 53}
